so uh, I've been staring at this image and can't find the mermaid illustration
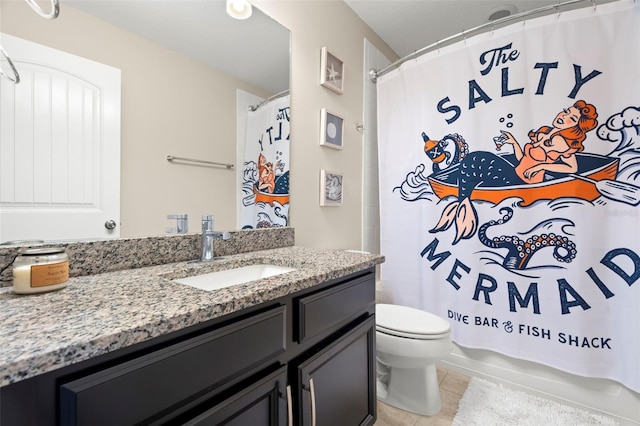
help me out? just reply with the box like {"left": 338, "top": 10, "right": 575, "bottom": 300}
{"left": 430, "top": 100, "right": 599, "bottom": 244}
{"left": 257, "top": 152, "right": 287, "bottom": 195}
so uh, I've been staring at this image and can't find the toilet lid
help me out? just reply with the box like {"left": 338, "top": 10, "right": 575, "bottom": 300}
{"left": 376, "top": 304, "right": 450, "bottom": 337}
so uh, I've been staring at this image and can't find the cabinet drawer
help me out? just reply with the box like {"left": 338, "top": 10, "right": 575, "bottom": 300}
{"left": 295, "top": 273, "right": 374, "bottom": 343}
{"left": 60, "top": 305, "right": 286, "bottom": 426}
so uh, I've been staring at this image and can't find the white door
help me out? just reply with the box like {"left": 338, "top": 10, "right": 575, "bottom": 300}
{"left": 0, "top": 33, "right": 121, "bottom": 243}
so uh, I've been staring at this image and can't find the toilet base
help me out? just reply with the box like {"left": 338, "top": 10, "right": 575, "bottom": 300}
{"left": 377, "top": 363, "right": 442, "bottom": 416}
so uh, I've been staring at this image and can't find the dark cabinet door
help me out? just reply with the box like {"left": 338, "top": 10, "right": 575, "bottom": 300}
{"left": 183, "top": 366, "right": 289, "bottom": 426}
{"left": 297, "top": 316, "right": 376, "bottom": 426}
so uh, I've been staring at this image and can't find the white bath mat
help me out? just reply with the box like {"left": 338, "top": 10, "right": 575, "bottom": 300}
{"left": 452, "top": 377, "right": 619, "bottom": 426}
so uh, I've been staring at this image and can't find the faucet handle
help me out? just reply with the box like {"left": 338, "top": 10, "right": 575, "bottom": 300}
{"left": 166, "top": 214, "right": 188, "bottom": 234}
{"left": 202, "top": 214, "right": 214, "bottom": 231}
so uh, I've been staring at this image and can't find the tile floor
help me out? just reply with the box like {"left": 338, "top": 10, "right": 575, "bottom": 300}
{"left": 374, "top": 365, "right": 471, "bottom": 426}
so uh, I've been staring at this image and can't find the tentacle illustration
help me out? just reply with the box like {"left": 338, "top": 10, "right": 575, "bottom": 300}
{"left": 478, "top": 207, "right": 577, "bottom": 269}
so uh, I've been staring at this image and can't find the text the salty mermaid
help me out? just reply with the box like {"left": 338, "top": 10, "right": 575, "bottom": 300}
{"left": 437, "top": 43, "right": 602, "bottom": 124}
{"left": 421, "top": 237, "right": 638, "bottom": 315}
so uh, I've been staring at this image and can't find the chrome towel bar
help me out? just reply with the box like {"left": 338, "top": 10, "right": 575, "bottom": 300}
{"left": 166, "top": 155, "right": 234, "bottom": 169}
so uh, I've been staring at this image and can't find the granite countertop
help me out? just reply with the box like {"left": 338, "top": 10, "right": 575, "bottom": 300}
{"left": 0, "top": 246, "right": 384, "bottom": 387}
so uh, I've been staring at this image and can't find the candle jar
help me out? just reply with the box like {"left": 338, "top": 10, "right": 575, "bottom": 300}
{"left": 12, "top": 248, "right": 69, "bottom": 294}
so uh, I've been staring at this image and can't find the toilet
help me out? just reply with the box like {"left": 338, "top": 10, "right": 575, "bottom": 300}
{"left": 375, "top": 303, "right": 452, "bottom": 416}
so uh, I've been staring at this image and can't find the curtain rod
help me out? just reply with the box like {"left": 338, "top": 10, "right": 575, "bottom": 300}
{"left": 248, "top": 89, "right": 290, "bottom": 112}
{"left": 369, "top": 0, "right": 599, "bottom": 82}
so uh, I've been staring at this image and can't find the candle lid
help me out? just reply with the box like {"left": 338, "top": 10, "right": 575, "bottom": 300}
{"left": 18, "top": 247, "right": 65, "bottom": 256}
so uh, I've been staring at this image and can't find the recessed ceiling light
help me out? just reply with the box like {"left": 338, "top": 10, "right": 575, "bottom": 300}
{"left": 486, "top": 5, "right": 518, "bottom": 22}
{"left": 226, "top": 0, "right": 252, "bottom": 20}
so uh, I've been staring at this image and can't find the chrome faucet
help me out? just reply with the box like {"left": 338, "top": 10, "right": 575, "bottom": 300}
{"left": 201, "top": 215, "right": 231, "bottom": 261}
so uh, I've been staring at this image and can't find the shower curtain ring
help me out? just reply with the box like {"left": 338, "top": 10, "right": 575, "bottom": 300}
{"left": 0, "top": 46, "right": 20, "bottom": 84}
{"left": 24, "top": 0, "right": 59, "bottom": 19}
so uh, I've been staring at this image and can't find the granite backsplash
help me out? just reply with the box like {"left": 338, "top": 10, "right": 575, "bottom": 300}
{"left": 0, "top": 227, "right": 294, "bottom": 287}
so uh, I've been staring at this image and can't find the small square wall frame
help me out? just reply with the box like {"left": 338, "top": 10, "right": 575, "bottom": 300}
{"left": 320, "top": 108, "right": 344, "bottom": 149}
{"left": 320, "top": 170, "right": 343, "bottom": 206}
{"left": 320, "top": 47, "right": 344, "bottom": 95}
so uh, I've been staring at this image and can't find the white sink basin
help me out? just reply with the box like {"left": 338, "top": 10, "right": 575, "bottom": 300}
{"left": 174, "top": 264, "right": 297, "bottom": 292}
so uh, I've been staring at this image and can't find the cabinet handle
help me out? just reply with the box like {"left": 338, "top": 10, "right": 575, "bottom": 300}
{"left": 286, "top": 385, "right": 293, "bottom": 426}
{"left": 309, "top": 378, "right": 317, "bottom": 426}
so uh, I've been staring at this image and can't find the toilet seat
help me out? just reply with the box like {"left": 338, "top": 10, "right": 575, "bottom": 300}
{"left": 376, "top": 304, "right": 450, "bottom": 340}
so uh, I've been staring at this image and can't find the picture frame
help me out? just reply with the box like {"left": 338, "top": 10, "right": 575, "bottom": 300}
{"left": 320, "top": 170, "right": 344, "bottom": 206}
{"left": 320, "top": 47, "right": 344, "bottom": 95}
{"left": 320, "top": 108, "right": 344, "bottom": 149}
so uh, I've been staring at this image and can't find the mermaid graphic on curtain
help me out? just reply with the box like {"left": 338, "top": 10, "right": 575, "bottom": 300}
{"left": 240, "top": 94, "right": 290, "bottom": 229}
{"left": 428, "top": 100, "right": 601, "bottom": 246}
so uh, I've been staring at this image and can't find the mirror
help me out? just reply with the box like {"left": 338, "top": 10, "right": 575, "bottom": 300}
{"left": 0, "top": 0, "right": 290, "bottom": 242}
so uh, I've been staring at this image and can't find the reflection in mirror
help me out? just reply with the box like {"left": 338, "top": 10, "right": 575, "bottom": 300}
{"left": 0, "top": 0, "right": 290, "bottom": 244}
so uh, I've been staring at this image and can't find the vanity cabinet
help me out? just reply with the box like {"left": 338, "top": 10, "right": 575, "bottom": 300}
{"left": 0, "top": 268, "right": 376, "bottom": 426}
{"left": 59, "top": 307, "right": 287, "bottom": 425}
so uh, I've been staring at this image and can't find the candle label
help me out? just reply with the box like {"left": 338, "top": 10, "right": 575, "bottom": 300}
{"left": 31, "top": 261, "right": 69, "bottom": 287}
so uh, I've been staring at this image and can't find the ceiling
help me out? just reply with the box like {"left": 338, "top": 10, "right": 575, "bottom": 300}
{"left": 62, "top": 0, "right": 291, "bottom": 94}
{"left": 344, "top": 0, "right": 612, "bottom": 60}
{"left": 57, "top": 1, "right": 614, "bottom": 93}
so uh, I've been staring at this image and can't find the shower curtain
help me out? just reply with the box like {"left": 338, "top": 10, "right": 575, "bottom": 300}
{"left": 240, "top": 94, "right": 290, "bottom": 229}
{"left": 377, "top": 0, "right": 639, "bottom": 392}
